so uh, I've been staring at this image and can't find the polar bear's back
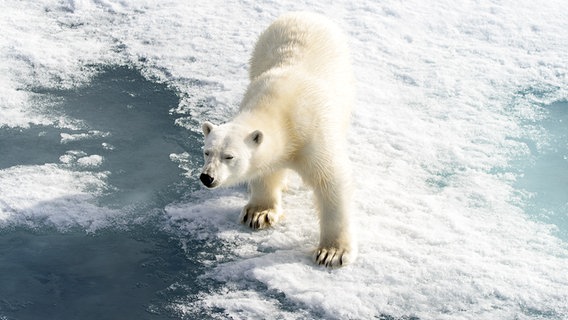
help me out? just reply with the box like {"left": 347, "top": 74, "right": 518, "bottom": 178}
{"left": 249, "top": 12, "right": 352, "bottom": 83}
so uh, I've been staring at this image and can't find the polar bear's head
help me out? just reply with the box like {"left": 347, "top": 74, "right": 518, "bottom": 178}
{"left": 199, "top": 121, "right": 263, "bottom": 188}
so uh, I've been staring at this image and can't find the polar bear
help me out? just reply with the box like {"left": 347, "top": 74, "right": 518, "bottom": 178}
{"left": 200, "top": 12, "right": 356, "bottom": 268}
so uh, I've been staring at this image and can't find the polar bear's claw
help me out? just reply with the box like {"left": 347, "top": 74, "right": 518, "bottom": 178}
{"left": 240, "top": 205, "right": 281, "bottom": 230}
{"left": 314, "top": 247, "right": 351, "bottom": 268}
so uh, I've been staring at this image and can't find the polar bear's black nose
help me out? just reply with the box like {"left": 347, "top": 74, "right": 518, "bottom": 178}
{"left": 200, "top": 173, "right": 215, "bottom": 188}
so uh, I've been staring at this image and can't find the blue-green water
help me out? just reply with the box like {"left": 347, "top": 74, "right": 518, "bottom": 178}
{"left": 516, "top": 101, "right": 568, "bottom": 241}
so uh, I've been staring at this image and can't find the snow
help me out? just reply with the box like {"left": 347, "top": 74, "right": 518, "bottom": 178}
{"left": 0, "top": 164, "right": 115, "bottom": 231}
{"left": 1, "top": 0, "right": 567, "bottom": 319}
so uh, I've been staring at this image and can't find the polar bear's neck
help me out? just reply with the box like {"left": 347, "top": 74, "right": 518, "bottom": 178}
{"left": 233, "top": 106, "right": 294, "bottom": 174}
{"left": 235, "top": 108, "right": 290, "bottom": 151}
{"left": 234, "top": 68, "right": 310, "bottom": 173}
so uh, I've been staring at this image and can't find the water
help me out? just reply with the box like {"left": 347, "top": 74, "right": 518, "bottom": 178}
{"left": 0, "top": 67, "right": 209, "bottom": 319}
{"left": 517, "top": 101, "right": 568, "bottom": 241}
{"left": 0, "top": 227, "right": 193, "bottom": 320}
{"left": 28, "top": 66, "right": 200, "bottom": 209}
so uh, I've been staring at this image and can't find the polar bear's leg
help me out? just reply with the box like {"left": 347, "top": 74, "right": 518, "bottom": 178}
{"left": 313, "top": 184, "right": 355, "bottom": 268}
{"left": 240, "top": 169, "right": 286, "bottom": 229}
{"left": 309, "top": 159, "right": 356, "bottom": 268}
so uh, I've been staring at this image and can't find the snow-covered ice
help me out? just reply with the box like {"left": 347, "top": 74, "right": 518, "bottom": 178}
{"left": 1, "top": 1, "right": 567, "bottom": 319}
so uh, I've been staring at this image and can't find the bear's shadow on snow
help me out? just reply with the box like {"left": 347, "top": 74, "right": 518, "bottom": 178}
{"left": 1, "top": 65, "right": 203, "bottom": 211}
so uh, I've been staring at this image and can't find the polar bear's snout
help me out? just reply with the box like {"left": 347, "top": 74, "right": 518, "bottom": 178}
{"left": 200, "top": 173, "right": 216, "bottom": 188}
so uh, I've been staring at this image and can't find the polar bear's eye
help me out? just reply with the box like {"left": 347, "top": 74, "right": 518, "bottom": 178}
{"left": 224, "top": 155, "right": 234, "bottom": 160}
{"left": 204, "top": 151, "right": 210, "bottom": 157}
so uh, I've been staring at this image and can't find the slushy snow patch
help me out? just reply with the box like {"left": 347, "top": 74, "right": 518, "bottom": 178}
{"left": 0, "top": 164, "right": 115, "bottom": 231}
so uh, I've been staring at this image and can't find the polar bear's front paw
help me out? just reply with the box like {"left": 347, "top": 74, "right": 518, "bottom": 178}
{"left": 240, "top": 205, "right": 282, "bottom": 230}
{"left": 314, "top": 247, "right": 353, "bottom": 268}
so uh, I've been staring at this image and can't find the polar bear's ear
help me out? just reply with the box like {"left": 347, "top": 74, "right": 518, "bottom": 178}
{"left": 202, "top": 121, "right": 215, "bottom": 137}
{"left": 250, "top": 130, "right": 263, "bottom": 145}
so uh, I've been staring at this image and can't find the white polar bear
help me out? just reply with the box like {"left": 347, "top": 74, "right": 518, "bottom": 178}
{"left": 200, "top": 12, "right": 356, "bottom": 268}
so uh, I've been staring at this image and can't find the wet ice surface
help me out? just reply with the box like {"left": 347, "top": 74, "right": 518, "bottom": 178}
{"left": 0, "top": 66, "right": 199, "bottom": 227}
{"left": 1, "top": 1, "right": 568, "bottom": 319}
{"left": 516, "top": 101, "right": 568, "bottom": 241}
{"left": 0, "top": 67, "right": 207, "bottom": 319}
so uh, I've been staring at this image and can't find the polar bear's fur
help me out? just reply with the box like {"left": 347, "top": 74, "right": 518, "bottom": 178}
{"left": 200, "top": 12, "right": 356, "bottom": 267}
